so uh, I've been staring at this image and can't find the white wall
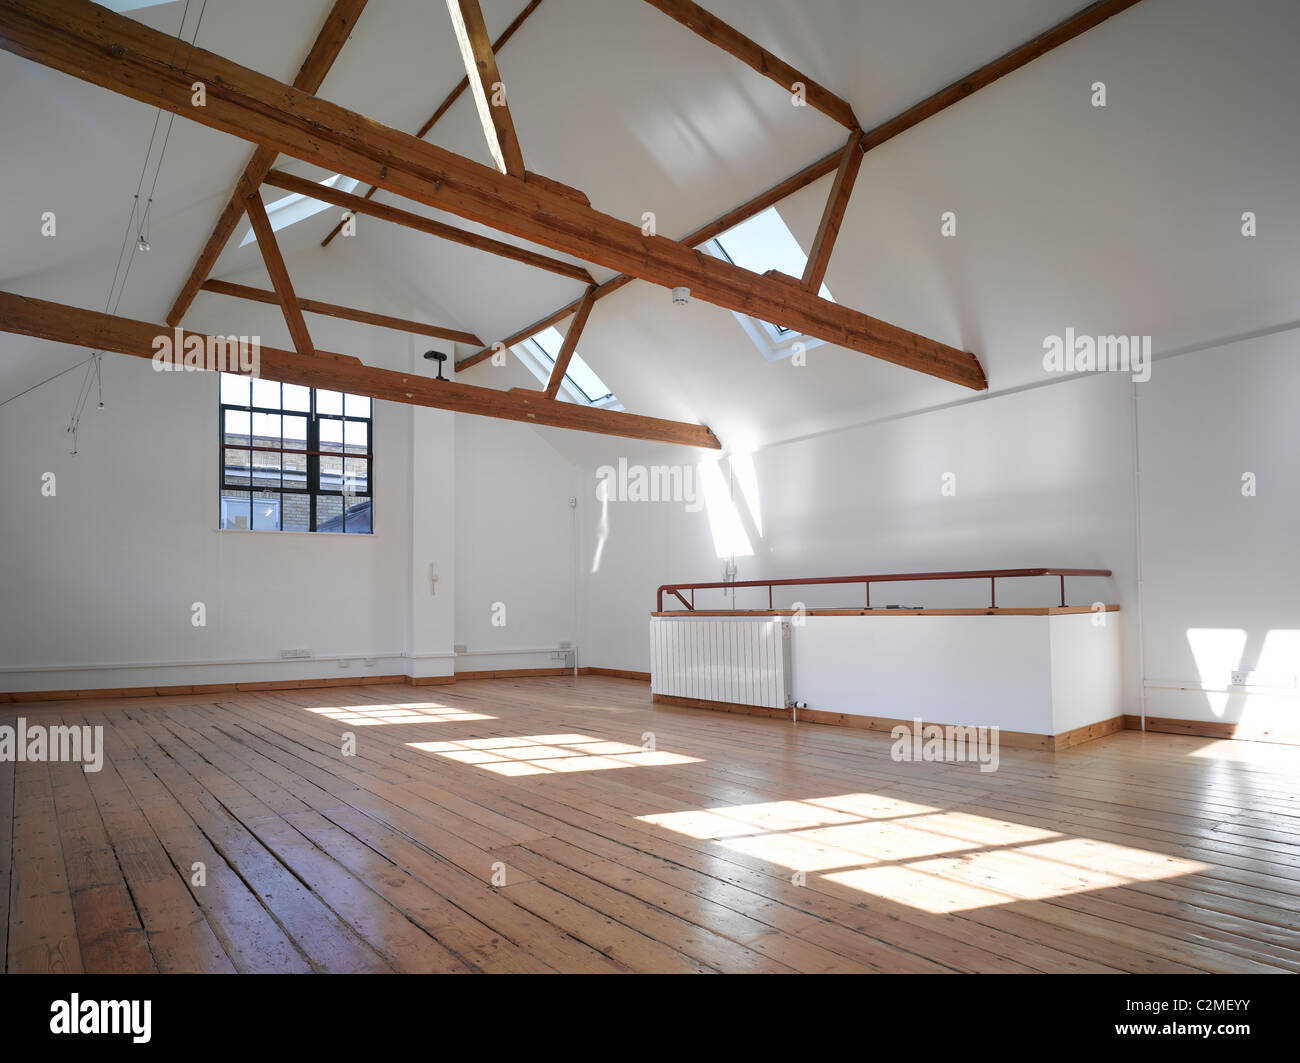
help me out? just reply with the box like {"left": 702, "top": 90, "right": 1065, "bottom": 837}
{"left": 1137, "top": 326, "right": 1300, "bottom": 728}
{"left": 0, "top": 250, "right": 460, "bottom": 690}
{"left": 452, "top": 414, "right": 579, "bottom": 674}
{"left": 578, "top": 370, "right": 1141, "bottom": 711}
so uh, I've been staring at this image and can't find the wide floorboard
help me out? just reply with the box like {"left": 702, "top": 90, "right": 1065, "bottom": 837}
{"left": 4, "top": 676, "right": 1300, "bottom": 973}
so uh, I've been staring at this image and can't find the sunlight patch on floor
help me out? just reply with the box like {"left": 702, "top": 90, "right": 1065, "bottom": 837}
{"left": 304, "top": 702, "right": 495, "bottom": 726}
{"left": 641, "top": 794, "right": 1207, "bottom": 912}
{"left": 407, "top": 733, "right": 701, "bottom": 775}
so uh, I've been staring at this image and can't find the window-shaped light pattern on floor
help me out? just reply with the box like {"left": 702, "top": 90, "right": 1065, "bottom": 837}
{"left": 219, "top": 373, "right": 373, "bottom": 533}
{"left": 304, "top": 702, "right": 495, "bottom": 726}
{"left": 640, "top": 793, "right": 1206, "bottom": 914}
{"left": 407, "top": 733, "right": 701, "bottom": 776}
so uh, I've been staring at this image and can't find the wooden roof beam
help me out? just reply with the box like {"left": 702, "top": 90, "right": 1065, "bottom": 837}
{"left": 641, "top": 0, "right": 857, "bottom": 129}
{"left": 322, "top": 0, "right": 543, "bottom": 247}
{"left": 0, "top": 290, "right": 721, "bottom": 450}
{"left": 243, "top": 186, "right": 316, "bottom": 357}
{"left": 265, "top": 169, "right": 595, "bottom": 285}
{"left": 199, "top": 279, "right": 484, "bottom": 346}
{"left": 543, "top": 285, "right": 597, "bottom": 399}
{"left": 164, "top": 0, "right": 368, "bottom": 326}
{"left": 461, "top": 0, "right": 1147, "bottom": 370}
{"left": 802, "top": 129, "right": 864, "bottom": 293}
{"left": 0, "top": 0, "right": 982, "bottom": 388}
{"left": 446, "top": 0, "right": 527, "bottom": 176}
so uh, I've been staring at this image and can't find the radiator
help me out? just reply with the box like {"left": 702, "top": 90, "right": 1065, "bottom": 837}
{"left": 650, "top": 618, "right": 792, "bottom": 709}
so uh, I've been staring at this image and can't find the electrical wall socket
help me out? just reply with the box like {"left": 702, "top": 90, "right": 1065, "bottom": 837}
{"left": 558, "top": 641, "right": 572, "bottom": 650}
{"left": 1230, "top": 670, "right": 1295, "bottom": 689}
{"left": 454, "top": 643, "right": 468, "bottom": 654}
{"left": 280, "top": 648, "right": 312, "bottom": 659}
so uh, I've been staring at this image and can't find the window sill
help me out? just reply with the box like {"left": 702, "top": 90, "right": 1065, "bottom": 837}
{"left": 214, "top": 528, "right": 376, "bottom": 538}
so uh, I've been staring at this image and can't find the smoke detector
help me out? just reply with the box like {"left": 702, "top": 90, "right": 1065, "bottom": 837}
{"left": 671, "top": 286, "right": 690, "bottom": 305}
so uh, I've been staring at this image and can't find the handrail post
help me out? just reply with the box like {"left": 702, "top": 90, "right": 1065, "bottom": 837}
{"left": 1060, "top": 574, "right": 1066, "bottom": 608}
{"left": 990, "top": 577, "right": 996, "bottom": 609}
{"left": 865, "top": 580, "right": 870, "bottom": 608}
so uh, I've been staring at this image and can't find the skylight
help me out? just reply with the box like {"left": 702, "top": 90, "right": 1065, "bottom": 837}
{"left": 707, "top": 206, "right": 834, "bottom": 359}
{"left": 517, "top": 325, "right": 620, "bottom": 408}
{"left": 239, "top": 174, "right": 359, "bottom": 247}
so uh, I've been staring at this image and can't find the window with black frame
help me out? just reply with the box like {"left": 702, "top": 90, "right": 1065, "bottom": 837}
{"left": 219, "top": 373, "right": 373, "bottom": 534}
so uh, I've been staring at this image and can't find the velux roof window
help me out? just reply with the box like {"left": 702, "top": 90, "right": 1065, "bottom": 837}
{"left": 705, "top": 206, "right": 834, "bottom": 360}
{"left": 515, "top": 326, "right": 620, "bottom": 408}
{"left": 239, "top": 174, "right": 359, "bottom": 247}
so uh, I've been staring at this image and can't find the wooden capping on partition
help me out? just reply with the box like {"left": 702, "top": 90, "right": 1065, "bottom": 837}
{"left": 649, "top": 606, "right": 1120, "bottom": 617}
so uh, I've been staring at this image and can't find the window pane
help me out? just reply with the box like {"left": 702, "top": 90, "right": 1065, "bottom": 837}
{"left": 344, "top": 420, "right": 368, "bottom": 453}
{"left": 251, "top": 448, "right": 281, "bottom": 489}
{"left": 252, "top": 411, "right": 281, "bottom": 445}
{"left": 319, "top": 454, "right": 342, "bottom": 492}
{"left": 282, "top": 382, "right": 310, "bottom": 412}
{"left": 224, "top": 448, "right": 250, "bottom": 486}
{"left": 344, "top": 497, "right": 372, "bottom": 534}
{"left": 344, "top": 456, "right": 369, "bottom": 494}
{"left": 251, "top": 377, "right": 281, "bottom": 409}
{"left": 223, "top": 409, "right": 250, "bottom": 446}
{"left": 282, "top": 493, "right": 310, "bottom": 532}
{"left": 221, "top": 491, "right": 250, "bottom": 530}
{"left": 316, "top": 494, "right": 343, "bottom": 531}
{"left": 282, "top": 415, "right": 307, "bottom": 449}
{"left": 283, "top": 450, "right": 307, "bottom": 490}
{"left": 252, "top": 491, "right": 280, "bottom": 531}
{"left": 220, "top": 373, "right": 249, "bottom": 406}
{"left": 220, "top": 383, "right": 371, "bottom": 535}
{"left": 319, "top": 417, "right": 343, "bottom": 453}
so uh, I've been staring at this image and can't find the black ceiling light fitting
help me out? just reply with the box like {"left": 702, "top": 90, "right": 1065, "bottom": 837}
{"left": 423, "top": 350, "right": 448, "bottom": 381}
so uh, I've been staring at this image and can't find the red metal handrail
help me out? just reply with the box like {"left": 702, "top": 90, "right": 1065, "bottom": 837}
{"left": 656, "top": 567, "right": 1112, "bottom": 612}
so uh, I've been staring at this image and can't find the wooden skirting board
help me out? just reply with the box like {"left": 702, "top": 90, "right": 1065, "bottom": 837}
{"left": 0, "top": 666, "right": 572, "bottom": 703}
{"left": 5, "top": 671, "right": 1288, "bottom": 750}
{"left": 1125, "top": 714, "right": 1300, "bottom": 747}
{"left": 655, "top": 694, "right": 1125, "bottom": 752}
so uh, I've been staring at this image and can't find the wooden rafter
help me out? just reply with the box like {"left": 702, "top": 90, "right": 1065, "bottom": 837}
{"left": 461, "top": 0, "right": 1147, "bottom": 370}
{"left": 322, "top": 0, "right": 543, "bottom": 247}
{"left": 446, "top": 0, "right": 526, "bottom": 176}
{"left": 266, "top": 169, "right": 594, "bottom": 285}
{"left": 642, "top": 0, "right": 857, "bottom": 129}
{"left": 164, "top": 0, "right": 368, "bottom": 327}
{"left": 243, "top": 187, "right": 315, "bottom": 357}
{"left": 543, "top": 285, "right": 597, "bottom": 400}
{"left": 0, "top": 0, "right": 984, "bottom": 389}
{"left": 0, "top": 291, "right": 721, "bottom": 450}
{"left": 457, "top": 143, "right": 851, "bottom": 370}
{"left": 802, "top": 129, "right": 864, "bottom": 292}
{"left": 200, "top": 279, "right": 484, "bottom": 346}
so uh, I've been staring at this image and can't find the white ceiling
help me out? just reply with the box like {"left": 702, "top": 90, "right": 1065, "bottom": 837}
{"left": 2, "top": 0, "right": 1298, "bottom": 456}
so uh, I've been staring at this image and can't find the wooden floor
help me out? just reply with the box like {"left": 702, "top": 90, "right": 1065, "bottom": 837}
{"left": 3, "top": 675, "right": 1300, "bottom": 973}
